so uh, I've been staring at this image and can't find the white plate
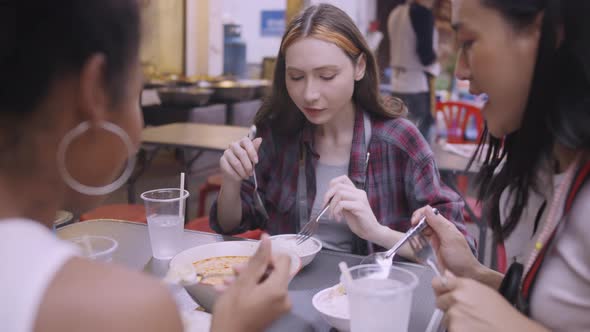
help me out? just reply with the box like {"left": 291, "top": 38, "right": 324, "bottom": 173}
{"left": 181, "top": 310, "right": 211, "bottom": 332}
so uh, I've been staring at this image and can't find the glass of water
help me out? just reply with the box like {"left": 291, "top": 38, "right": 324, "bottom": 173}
{"left": 141, "top": 188, "right": 189, "bottom": 259}
{"left": 342, "top": 264, "right": 418, "bottom": 332}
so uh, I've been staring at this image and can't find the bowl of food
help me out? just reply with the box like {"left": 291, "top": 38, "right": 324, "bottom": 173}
{"left": 168, "top": 241, "right": 301, "bottom": 312}
{"left": 312, "top": 283, "right": 350, "bottom": 331}
{"left": 269, "top": 234, "right": 322, "bottom": 268}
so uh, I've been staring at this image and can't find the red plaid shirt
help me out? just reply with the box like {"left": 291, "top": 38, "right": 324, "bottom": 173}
{"left": 211, "top": 110, "right": 475, "bottom": 253}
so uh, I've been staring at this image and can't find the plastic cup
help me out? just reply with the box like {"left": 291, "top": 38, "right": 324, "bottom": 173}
{"left": 68, "top": 235, "right": 118, "bottom": 262}
{"left": 341, "top": 264, "right": 418, "bottom": 332}
{"left": 141, "top": 188, "right": 189, "bottom": 259}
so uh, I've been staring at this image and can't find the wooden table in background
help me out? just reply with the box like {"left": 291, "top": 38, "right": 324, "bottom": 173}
{"left": 127, "top": 123, "right": 249, "bottom": 204}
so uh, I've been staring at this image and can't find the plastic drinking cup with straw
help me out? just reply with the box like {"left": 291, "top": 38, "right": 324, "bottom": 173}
{"left": 141, "top": 178, "right": 189, "bottom": 260}
{"left": 341, "top": 264, "right": 418, "bottom": 332}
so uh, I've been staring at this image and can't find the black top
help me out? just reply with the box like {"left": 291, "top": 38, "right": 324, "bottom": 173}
{"left": 409, "top": 3, "right": 436, "bottom": 66}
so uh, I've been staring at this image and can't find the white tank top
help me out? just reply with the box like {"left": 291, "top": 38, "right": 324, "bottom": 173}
{"left": 0, "top": 219, "right": 78, "bottom": 332}
{"left": 500, "top": 169, "right": 590, "bottom": 330}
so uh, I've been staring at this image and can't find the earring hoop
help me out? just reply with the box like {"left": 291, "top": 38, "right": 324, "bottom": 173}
{"left": 57, "top": 121, "right": 136, "bottom": 196}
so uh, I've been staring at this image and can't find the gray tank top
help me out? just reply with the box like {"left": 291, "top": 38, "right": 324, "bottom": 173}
{"left": 302, "top": 162, "right": 351, "bottom": 252}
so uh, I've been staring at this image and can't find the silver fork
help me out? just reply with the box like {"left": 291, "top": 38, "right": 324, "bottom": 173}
{"left": 408, "top": 232, "right": 442, "bottom": 276}
{"left": 295, "top": 198, "right": 332, "bottom": 245}
{"left": 296, "top": 152, "right": 370, "bottom": 246}
{"left": 248, "top": 126, "right": 269, "bottom": 220}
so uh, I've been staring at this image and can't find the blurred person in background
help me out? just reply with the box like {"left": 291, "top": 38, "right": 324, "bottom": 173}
{"left": 0, "top": 1, "right": 290, "bottom": 331}
{"left": 212, "top": 3, "right": 473, "bottom": 257}
{"left": 366, "top": 20, "right": 384, "bottom": 54}
{"left": 388, "top": 0, "right": 440, "bottom": 142}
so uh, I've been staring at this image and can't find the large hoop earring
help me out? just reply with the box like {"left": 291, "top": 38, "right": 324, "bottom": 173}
{"left": 57, "top": 121, "right": 136, "bottom": 196}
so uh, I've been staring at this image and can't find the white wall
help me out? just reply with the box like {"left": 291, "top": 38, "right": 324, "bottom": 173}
{"left": 186, "top": 0, "right": 223, "bottom": 76}
{"left": 185, "top": 0, "right": 376, "bottom": 76}
{"left": 307, "top": 0, "right": 377, "bottom": 37}
{"left": 221, "top": 0, "right": 286, "bottom": 65}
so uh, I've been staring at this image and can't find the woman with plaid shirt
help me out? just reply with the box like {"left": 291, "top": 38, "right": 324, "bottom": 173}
{"left": 211, "top": 4, "right": 474, "bottom": 256}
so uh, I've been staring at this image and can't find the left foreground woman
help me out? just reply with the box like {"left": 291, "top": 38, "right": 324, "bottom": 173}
{"left": 0, "top": 1, "right": 290, "bottom": 331}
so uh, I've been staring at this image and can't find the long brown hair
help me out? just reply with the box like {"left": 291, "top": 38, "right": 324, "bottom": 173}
{"left": 254, "top": 3, "right": 406, "bottom": 135}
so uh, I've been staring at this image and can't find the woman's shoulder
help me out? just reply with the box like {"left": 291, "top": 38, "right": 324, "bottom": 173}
{"left": 35, "top": 257, "right": 183, "bottom": 332}
{"left": 370, "top": 115, "right": 433, "bottom": 162}
{"left": 0, "top": 219, "right": 80, "bottom": 332}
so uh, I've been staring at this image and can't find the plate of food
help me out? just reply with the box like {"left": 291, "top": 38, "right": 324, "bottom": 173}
{"left": 168, "top": 241, "right": 301, "bottom": 312}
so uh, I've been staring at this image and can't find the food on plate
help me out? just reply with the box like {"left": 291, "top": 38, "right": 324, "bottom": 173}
{"left": 192, "top": 256, "right": 249, "bottom": 285}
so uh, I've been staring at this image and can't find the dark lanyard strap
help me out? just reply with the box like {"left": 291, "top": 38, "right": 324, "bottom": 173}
{"left": 296, "top": 112, "right": 372, "bottom": 228}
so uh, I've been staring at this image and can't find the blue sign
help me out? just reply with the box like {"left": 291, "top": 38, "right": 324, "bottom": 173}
{"left": 261, "top": 10, "right": 285, "bottom": 37}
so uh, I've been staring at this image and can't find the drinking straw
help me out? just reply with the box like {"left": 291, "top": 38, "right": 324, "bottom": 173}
{"left": 179, "top": 172, "right": 185, "bottom": 218}
{"left": 338, "top": 261, "right": 353, "bottom": 285}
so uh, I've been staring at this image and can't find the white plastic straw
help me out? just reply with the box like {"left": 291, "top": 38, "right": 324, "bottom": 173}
{"left": 338, "top": 261, "right": 353, "bottom": 285}
{"left": 179, "top": 172, "right": 185, "bottom": 219}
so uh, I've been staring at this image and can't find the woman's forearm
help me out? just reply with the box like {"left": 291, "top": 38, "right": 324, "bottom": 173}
{"left": 472, "top": 263, "right": 505, "bottom": 290}
{"left": 216, "top": 181, "right": 243, "bottom": 233}
{"left": 365, "top": 225, "right": 417, "bottom": 260}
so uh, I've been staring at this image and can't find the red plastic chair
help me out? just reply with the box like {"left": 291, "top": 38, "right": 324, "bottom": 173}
{"left": 436, "top": 102, "right": 486, "bottom": 255}
{"left": 197, "top": 174, "right": 223, "bottom": 217}
{"left": 436, "top": 101, "right": 484, "bottom": 144}
{"left": 185, "top": 216, "right": 263, "bottom": 240}
{"left": 436, "top": 101, "right": 485, "bottom": 198}
{"left": 80, "top": 204, "right": 147, "bottom": 223}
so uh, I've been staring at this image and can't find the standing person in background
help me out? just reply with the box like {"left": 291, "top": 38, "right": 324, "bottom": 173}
{"left": 388, "top": 0, "right": 440, "bottom": 142}
{"left": 366, "top": 20, "right": 384, "bottom": 54}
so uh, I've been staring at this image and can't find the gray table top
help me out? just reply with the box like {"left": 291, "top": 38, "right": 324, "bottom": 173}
{"left": 58, "top": 220, "right": 440, "bottom": 332}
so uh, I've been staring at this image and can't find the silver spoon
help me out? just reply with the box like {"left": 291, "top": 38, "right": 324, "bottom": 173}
{"left": 360, "top": 208, "right": 439, "bottom": 278}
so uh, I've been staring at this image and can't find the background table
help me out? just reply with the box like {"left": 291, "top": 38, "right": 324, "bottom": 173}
{"left": 126, "top": 123, "right": 249, "bottom": 204}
